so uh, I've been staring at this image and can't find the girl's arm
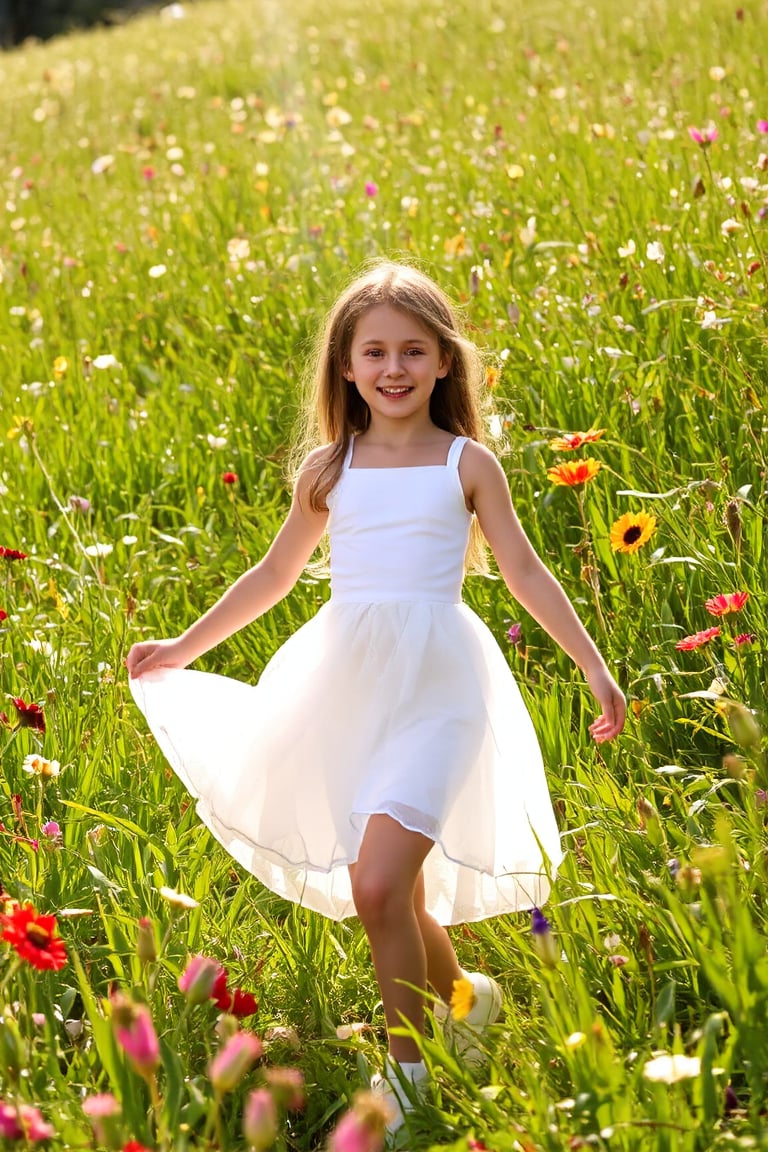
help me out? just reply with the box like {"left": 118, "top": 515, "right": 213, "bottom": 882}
{"left": 126, "top": 451, "right": 329, "bottom": 677}
{"left": 462, "top": 442, "right": 626, "bottom": 743}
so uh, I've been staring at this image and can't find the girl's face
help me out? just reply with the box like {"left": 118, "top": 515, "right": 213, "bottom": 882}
{"left": 345, "top": 305, "right": 449, "bottom": 425}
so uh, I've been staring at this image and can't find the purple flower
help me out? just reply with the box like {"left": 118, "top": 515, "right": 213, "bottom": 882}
{"left": 506, "top": 622, "right": 523, "bottom": 645}
{"left": 531, "top": 907, "right": 551, "bottom": 935}
{"left": 364, "top": 181, "right": 378, "bottom": 197}
{"left": 757, "top": 119, "right": 768, "bottom": 133}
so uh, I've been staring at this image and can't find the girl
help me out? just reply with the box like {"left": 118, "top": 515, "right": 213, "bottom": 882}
{"left": 127, "top": 261, "right": 625, "bottom": 1139}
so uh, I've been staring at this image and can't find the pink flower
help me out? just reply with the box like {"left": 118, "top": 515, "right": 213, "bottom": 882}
{"left": 142, "top": 166, "right": 156, "bottom": 181}
{"left": 83, "top": 1094, "right": 122, "bottom": 1146}
{"left": 178, "top": 954, "right": 220, "bottom": 1004}
{"left": 209, "top": 1032, "right": 262, "bottom": 1094}
{"left": 704, "top": 591, "right": 749, "bottom": 616}
{"left": 0, "top": 1101, "right": 55, "bottom": 1141}
{"left": 734, "top": 633, "right": 756, "bottom": 646}
{"left": 688, "top": 124, "right": 718, "bottom": 146}
{"left": 506, "top": 622, "right": 523, "bottom": 645}
{"left": 242, "top": 1088, "right": 279, "bottom": 1149}
{"left": 675, "top": 626, "right": 720, "bottom": 651}
{"left": 68, "top": 494, "right": 91, "bottom": 513}
{"left": 111, "top": 993, "right": 160, "bottom": 1074}
{"left": 329, "top": 1109, "right": 386, "bottom": 1152}
{"left": 758, "top": 120, "right": 768, "bottom": 133}
{"left": 364, "top": 181, "right": 379, "bottom": 197}
{"left": 41, "top": 821, "right": 61, "bottom": 840}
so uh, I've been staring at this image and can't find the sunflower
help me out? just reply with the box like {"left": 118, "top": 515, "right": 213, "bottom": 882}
{"left": 546, "top": 458, "right": 602, "bottom": 487}
{"left": 610, "top": 512, "right": 657, "bottom": 553}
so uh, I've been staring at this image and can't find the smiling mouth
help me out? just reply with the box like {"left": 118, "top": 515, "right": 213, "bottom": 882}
{"left": 378, "top": 386, "right": 414, "bottom": 396}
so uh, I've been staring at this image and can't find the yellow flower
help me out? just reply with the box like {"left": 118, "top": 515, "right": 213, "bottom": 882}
{"left": 449, "top": 976, "right": 476, "bottom": 1021}
{"left": 609, "top": 511, "right": 657, "bottom": 553}
{"left": 546, "top": 458, "right": 602, "bottom": 487}
{"left": 53, "top": 356, "right": 69, "bottom": 379}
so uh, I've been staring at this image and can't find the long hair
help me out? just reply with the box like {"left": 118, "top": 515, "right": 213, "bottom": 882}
{"left": 292, "top": 259, "right": 493, "bottom": 571}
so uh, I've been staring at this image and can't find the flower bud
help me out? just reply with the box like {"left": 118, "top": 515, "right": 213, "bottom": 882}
{"left": 178, "top": 954, "right": 220, "bottom": 1004}
{"left": 209, "top": 1032, "right": 262, "bottom": 1094}
{"left": 136, "top": 918, "right": 157, "bottom": 966}
{"left": 0, "top": 1008, "right": 24, "bottom": 1081}
{"left": 242, "top": 1088, "right": 279, "bottom": 1149}
{"left": 82, "top": 1094, "right": 123, "bottom": 1150}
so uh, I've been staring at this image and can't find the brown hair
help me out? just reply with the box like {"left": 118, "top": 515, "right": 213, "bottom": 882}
{"left": 292, "top": 259, "right": 492, "bottom": 570}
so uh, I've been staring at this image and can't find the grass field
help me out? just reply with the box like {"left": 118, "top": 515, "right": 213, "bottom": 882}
{"left": 0, "top": 0, "right": 766, "bottom": 1148}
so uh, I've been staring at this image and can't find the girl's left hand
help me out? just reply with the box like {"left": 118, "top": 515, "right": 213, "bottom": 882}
{"left": 585, "top": 663, "right": 626, "bottom": 743}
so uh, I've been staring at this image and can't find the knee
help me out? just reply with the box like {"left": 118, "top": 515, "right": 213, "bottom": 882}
{"left": 351, "top": 868, "right": 404, "bottom": 931}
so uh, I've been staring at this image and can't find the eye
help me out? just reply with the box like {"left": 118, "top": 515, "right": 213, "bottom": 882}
{"left": 364, "top": 349, "right": 384, "bottom": 357}
{"left": 405, "top": 348, "right": 425, "bottom": 356}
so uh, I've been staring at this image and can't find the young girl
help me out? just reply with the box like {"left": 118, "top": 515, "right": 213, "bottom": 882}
{"left": 127, "top": 261, "right": 625, "bottom": 1139}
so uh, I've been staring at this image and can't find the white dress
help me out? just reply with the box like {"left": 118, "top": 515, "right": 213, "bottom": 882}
{"left": 130, "top": 436, "right": 563, "bottom": 925}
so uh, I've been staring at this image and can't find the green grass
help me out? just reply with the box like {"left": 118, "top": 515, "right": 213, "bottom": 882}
{"left": 0, "top": 0, "right": 766, "bottom": 1148}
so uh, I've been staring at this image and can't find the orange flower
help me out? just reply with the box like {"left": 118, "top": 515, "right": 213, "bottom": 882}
{"left": 549, "top": 429, "right": 606, "bottom": 451}
{"left": 675, "top": 626, "right": 720, "bottom": 651}
{"left": 546, "top": 458, "right": 602, "bottom": 487}
{"left": 0, "top": 903, "right": 67, "bottom": 970}
{"left": 704, "top": 591, "right": 749, "bottom": 616}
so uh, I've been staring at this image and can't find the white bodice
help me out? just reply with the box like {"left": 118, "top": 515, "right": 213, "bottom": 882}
{"left": 326, "top": 436, "right": 471, "bottom": 604}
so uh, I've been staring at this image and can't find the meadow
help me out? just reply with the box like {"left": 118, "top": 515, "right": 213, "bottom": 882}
{"left": 0, "top": 0, "right": 766, "bottom": 1147}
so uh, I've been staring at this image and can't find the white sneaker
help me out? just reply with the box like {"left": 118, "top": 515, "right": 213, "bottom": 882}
{"left": 369, "top": 1058, "right": 428, "bottom": 1139}
{"left": 435, "top": 971, "right": 503, "bottom": 1069}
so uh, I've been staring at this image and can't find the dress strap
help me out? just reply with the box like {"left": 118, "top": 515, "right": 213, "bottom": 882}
{"left": 446, "top": 436, "right": 468, "bottom": 469}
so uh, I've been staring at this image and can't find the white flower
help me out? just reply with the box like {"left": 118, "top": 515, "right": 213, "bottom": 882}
{"left": 92, "top": 353, "right": 120, "bottom": 370}
{"left": 22, "top": 754, "right": 61, "bottom": 778}
{"left": 646, "top": 240, "right": 665, "bottom": 263}
{"left": 207, "top": 434, "right": 228, "bottom": 449}
{"left": 84, "top": 542, "right": 113, "bottom": 558}
{"left": 159, "top": 886, "right": 199, "bottom": 909}
{"left": 121, "top": 535, "right": 138, "bottom": 546}
{"left": 91, "top": 154, "right": 114, "bottom": 175}
{"left": 643, "top": 1053, "right": 701, "bottom": 1083}
{"left": 618, "top": 239, "right": 636, "bottom": 258}
{"left": 700, "top": 310, "right": 729, "bottom": 329}
{"left": 149, "top": 264, "right": 167, "bottom": 278}
{"left": 226, "top": 238, "right": 250, "bottom": 263}
{"left": 166, "top": 146, "right": 184, "bottom": 161}
{"left": 721, "top": 218, "right": 742, "bottom": 237}
{"left": 519, "top": 216, "right": 537, "bottom": 246}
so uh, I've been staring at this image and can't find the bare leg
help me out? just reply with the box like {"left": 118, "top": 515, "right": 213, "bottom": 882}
{"left": 413, "top": 873, "right": 463, "bottom": 1004}
{"left": 349, "top": 815, "right": 434, "bottom": 1063}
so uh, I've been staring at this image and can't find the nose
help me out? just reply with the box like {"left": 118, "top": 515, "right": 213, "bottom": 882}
{"left": 384, "top": 356, "right": 405, "bottom": 377}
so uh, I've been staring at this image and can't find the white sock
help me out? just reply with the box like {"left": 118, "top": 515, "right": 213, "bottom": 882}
{"left": 385, "top": 1058, "right": 428, "bottom": 1106}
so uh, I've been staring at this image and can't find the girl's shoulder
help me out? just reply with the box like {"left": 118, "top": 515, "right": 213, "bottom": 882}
{"left": 298, "top": 443, "right": 338, "bottom": 474}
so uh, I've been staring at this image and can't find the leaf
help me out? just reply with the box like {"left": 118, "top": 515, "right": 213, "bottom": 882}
{"left": 86, "top": 864, "right": 124, "bottom": 894}
{"left": 616, "top": 487, "right": 681, "bottom": 499}
{"left": 654, "top": 979, "right": 676, "bottom": 1029}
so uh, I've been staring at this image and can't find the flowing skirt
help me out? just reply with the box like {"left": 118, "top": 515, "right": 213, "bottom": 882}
{"left": 129, "top": 600, "right": 562, "bottom": 925}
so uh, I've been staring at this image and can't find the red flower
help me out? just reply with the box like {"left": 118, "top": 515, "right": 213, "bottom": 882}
{"left": 211, "top": 967, "right": 258, "bottom": 1017}
{"left": 123, "top": 1142, "right": 154, "bottom": 1152}
{"left": 0, "top": 903, "right": 67, "bottom": 970}
{"left": 675, "top": 626, "right": 720, "bottom": 651}
{"left": 734, "top": 633, "right": 756, "bottom": 646}
{"left": 221, "top": 471, "right": 238, "bottom": 485}
{"left": 0, "top": 546, "right": 27, "bottom": 560}
{"left": 0, "top": 609, "right": 7, "bottom": 622}
{"left": 704, "top": 591, "right": 749, "bottom": 616}
{"left": 11, "top": 698, "right": 45, "bottom": 733}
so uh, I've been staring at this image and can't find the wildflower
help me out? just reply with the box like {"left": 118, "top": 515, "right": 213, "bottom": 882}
{"left": 617, "top": 239, "right": 636, "bottom": 258}
{"left": 0, "top": 610, "right": 7, "bottom": 622}
{"left": 264, "top": 1067, "right": 305, "bottom": 1110}
{"left": 68, "top": 494, "right": 91, "bottom": 513}
{"left": 0, "top": 1101, "right": 55, "bottom": 1141}
{"left": 111, "top": 993, "right": 160, "bottom": 1074}
{"left": 608, "top": 954, "right": 630, "bottom": 967}
{"left": 757, "top": 120, "right": 768, "bottom": 133}
{"left": 646, "top": 241, "right": 665, "bottom": 263}
{"left": 704, "top": 591, "right": 748, "bottom": 616}
{"left": 0, "top": 547, "right": 28, "bottom": 560}
{"left": 675, "top": 626, "right": 720, "bottom": 651}
{"left": 179, "top": 954, "right": 221, "bottom": 1004}
{"left": 721, "top": 217, "right": 742, "bottom": 236}
{"left": 209, "top": 1031, "right": 263, "bottom": 1094}
{"left": 142, "top": 165, "right": 156, "bottom": 180}
{"left": 506, "top": 622, "right": 523, "bottom": 645}
{"left": 364, "top": 181, "right": 378, "bottom": 197}
{"left": 546, "top": 458, "right": 601, "bottom": 487}
{"left": 0, "top": 903, "right": 67, "bottom": 970}
{"left": 531, "top": 907, "right": 559, "bottom": 968}
{"left": 136, "top": 918, "right": 157, "bottom": 965}
{"left": 688, "top": 124, "right": 718, "bottom": 146}
{"left": 329, "top": 1091, "right": 392, "bottom": 1152}
{"left": 22, "top": 754, "right": 60, "bottom": 778}
{"left": 733, "top": 633, "right": 756, "bottom": 646}
{"left": 158, "top": 885, "right": 198, "bottom": 909}
{"left": 643, "top": 1053, "right": 701, "bottom": 1083}
{"left": 211, "top": 967, "right": 259, "bottom": 1016}
{"left": 82, "top": 1094, "right": 122, "bottom": 1148}
{"left": 243, "top": 1088, "right": 279, "bottom": 1149}
{"left": 53, "top": 356, "right": 68, "bottom": 378}
{"left": 222, "top": 471, "right": 238, "bottom": 485}
{"left": 92, "top": 354, "right": 121, "bottom": 370}
{"left": 549, "top": 428, "right": 606, "bottom": 451}
{"left": 148, "top": 265, "right": 167, "bottom": 279}
{"left": 450, "top": 976, "right": 476, "bottom": 1021}
{"left": 610, "top": 511, "right": 657, "bottom": 554}
{"left": 41, "top": 821, "right": 61, "bottom": 840}
{"left": 84, "top": 542, "right": 114, "bottom": 558}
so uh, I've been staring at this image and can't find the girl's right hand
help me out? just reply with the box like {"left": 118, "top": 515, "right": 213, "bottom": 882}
{"left": 126, "top": 637, "right": 191, "bottom": 679}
